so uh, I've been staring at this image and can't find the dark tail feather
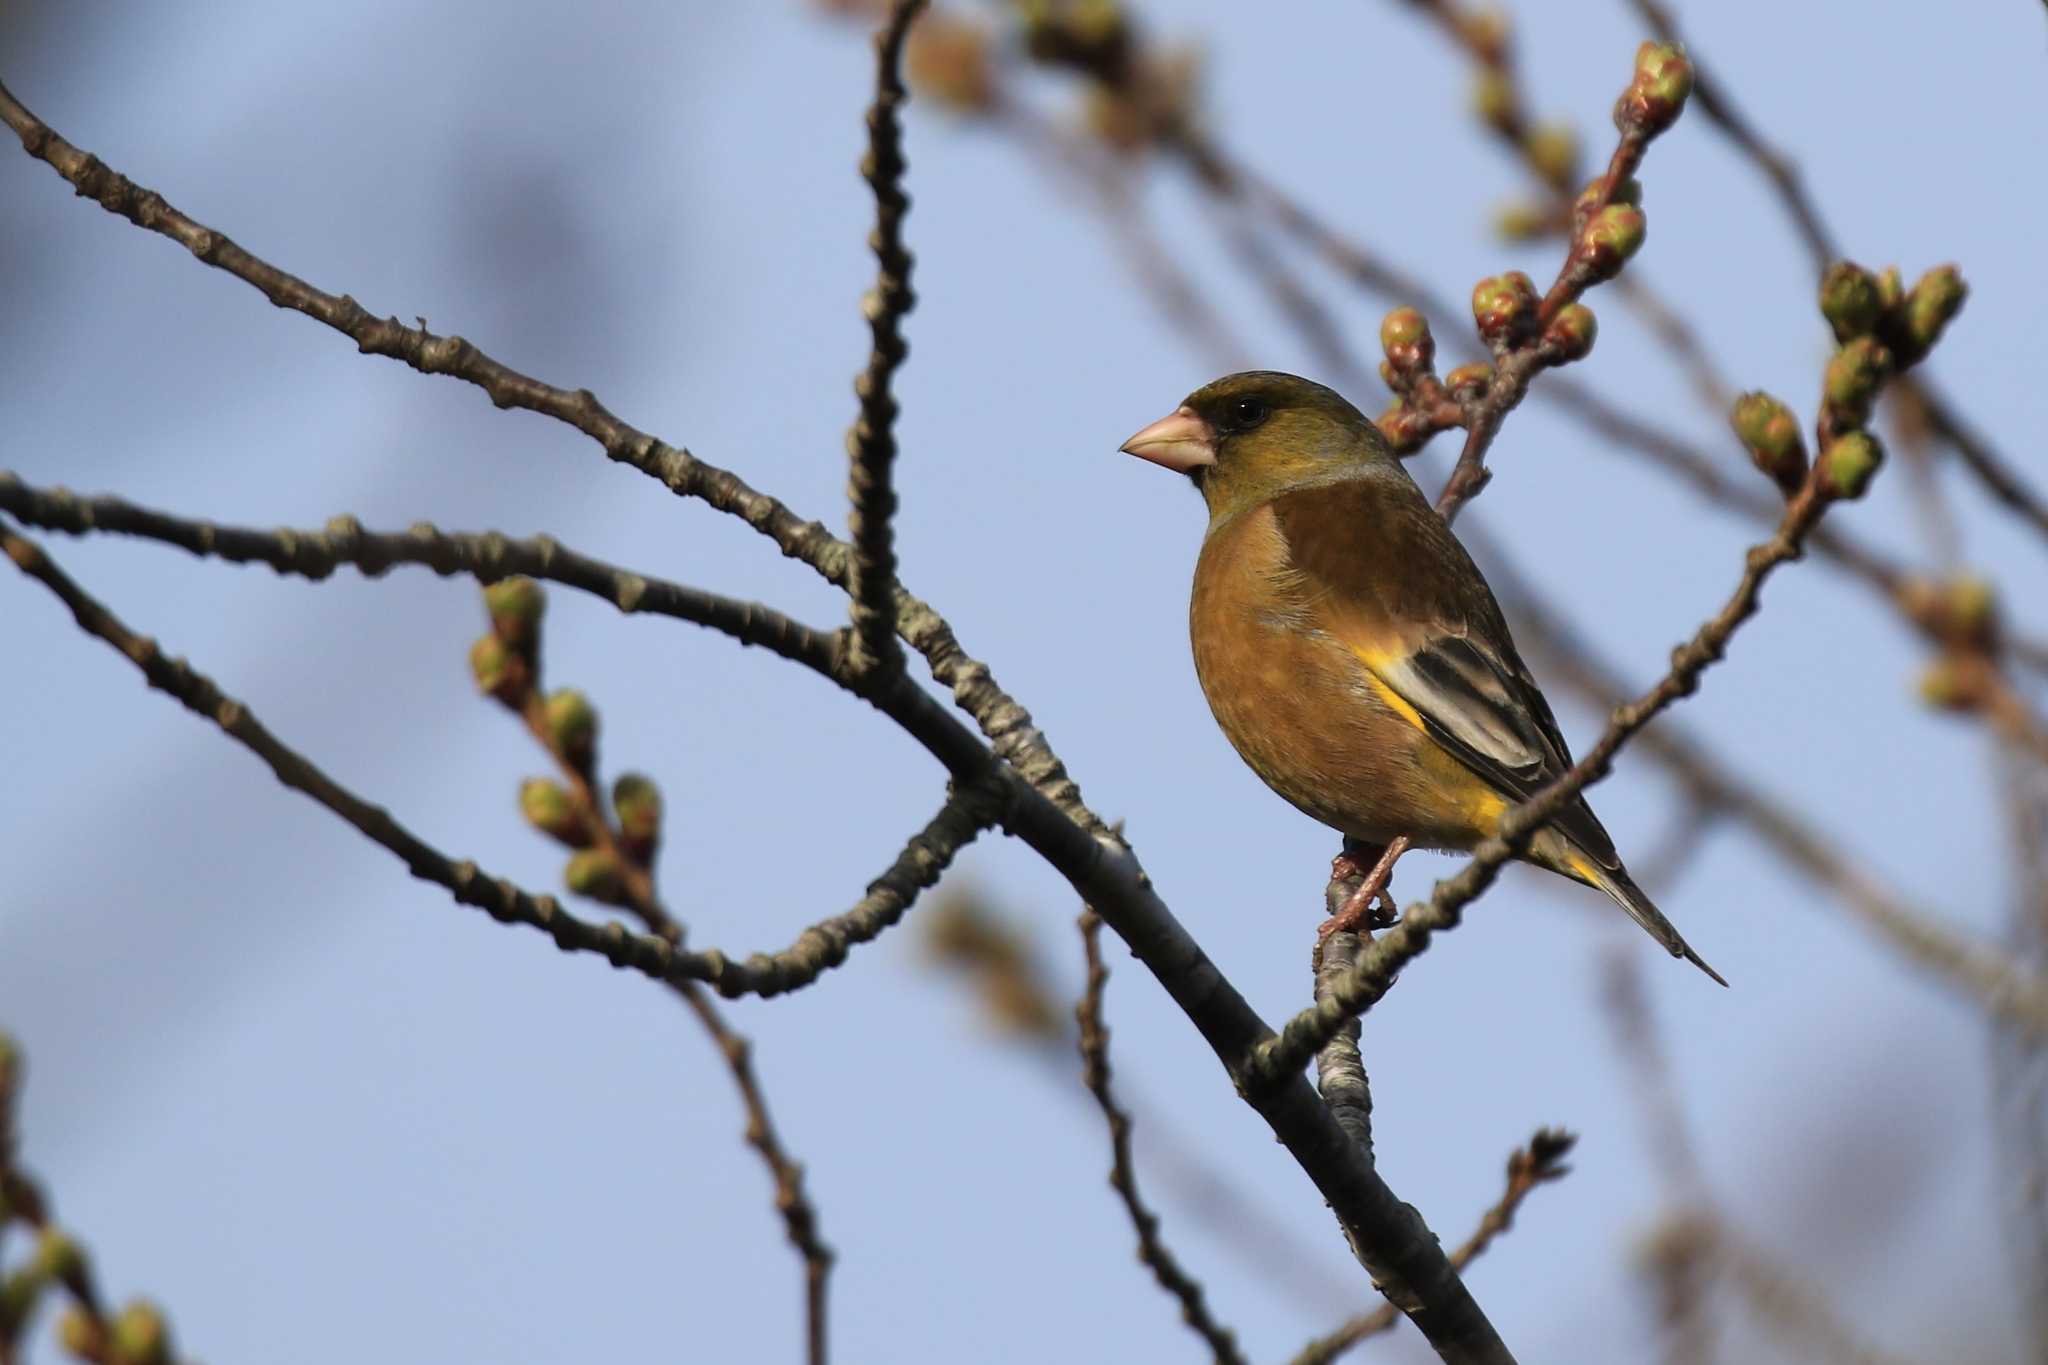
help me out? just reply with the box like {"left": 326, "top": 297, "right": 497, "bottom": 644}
{"left": 1584, "top": 862, "right": 1727, "bottom": 987}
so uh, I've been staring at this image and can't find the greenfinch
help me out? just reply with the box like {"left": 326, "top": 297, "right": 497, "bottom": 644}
{"left": 1121, "top": 371, "right": 1722, "bottom": 984}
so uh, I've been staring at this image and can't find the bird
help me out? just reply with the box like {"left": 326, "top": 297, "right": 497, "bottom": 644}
{"left": 1119, "top": 370, "right": 1723, "bottom": 984}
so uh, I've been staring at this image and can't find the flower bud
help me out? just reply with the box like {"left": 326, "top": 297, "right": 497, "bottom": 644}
{"left": 1819, "top": 261, "right": 1883, "bottom": 341}
{"left": 1819, "top": 430, "right": 1884, "bottom": 500}
{"left": 1443, "top": 362, "right": 1494, "bottom": 400}
{"left": 520, "top": 777, "right": 590, "bottom": 849}
{"left": 1615, "top": 41, "right": 1693, "bottom": 137}
{"left": 1575, "top": 204, "right": 1646, "bottom": 283}
{"left": 1730, "top": 392, "right": 1808, "bottom": 496}
{"left": 469, "top": 635, "right": 527, "bottom": 708}
{"left": 111, "top": 1300, "right": 173, "bottom": 1365}
{"left": 1875, "top": 265, "right": 1904, "bottom": 312}
{"left": 1541, "top": 303, "right": 1597, "bottom": 364}
{"left": 1472, "top": 70, "right": 1515, "bottom": 134}
{"left": 905, "top": 11, "right": 998, "bottom": 114}
{"left": 612, "top": 773, "right": 664, "bottom": 863}
{"left": 564, "top": 848, "right": 628, "bottom": 906}
{"left": 543, "top": 689, "right": 599, "bottom": 771}
{"left": 1379, "top": 306, "right": 1436, "bottom": 376}
{"left": 1918, "top": 656, "right": 1989, "bottom": 713}
{"left": 56, "top": 1306, "right": 104, "bottom": 1358}
{"left": 483, "top": 577, "right": 545, "bottom": 651}
{"left": 1822, "top": 337, "right": 1893, "bottom": 429}
{"left": 1470, "top": 271, "right": 1539, "bottom": 348}
{"left": 1524, "top": 123, "right": 1578, "bottom": 190}
{"left": 1493, "top": 200, "right": 1554, "bottom": 241}
{"left": 1376, "top": 400, "right": 1426, "bottom": 455}
{"left": 1901, "top": 265, "right": 1967, "bottom": 362}
{"left": 35, "top": 1228, "right": 86, "bottom": 1290}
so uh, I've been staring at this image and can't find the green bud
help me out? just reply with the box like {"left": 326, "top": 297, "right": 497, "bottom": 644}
{"left": 1541, "top": 304, "right": 1597, "bottom": 364}
{"left": 469, "top": 635, "right": 527, "bottom": 708}
{"left": 1379, "top": 306, "right": 1436, "bottom": 375}
{"left": 1943, "top": 576, "right": 1998, "bottom": 649}
{"left": 1472, "top": 70, "right": 1515, "bottom": 133}
{"left": 56, "top": 1306, "right": 104, "bottom": 1358}
{"left": 483, "top": 577, "right": 546, "bottom": 651}
{"left": 1493, "top": 200, "right": 1553, "bottom": 241}
{"left": 1819, "top": 261, "right": 1883, "bottom": 341}
{"left": 0, "top": 1269, "right": 44, "bottom": 1335}
{"left": 111, "top": 1300, "right": 172, "bottom": 1365}
{"left": 612, "top": 774, "right": 663, "bottom": 862}
{"left": 1918, "top": 656, "right": 1984, "bottom": 712}
{"left": 519, "top": 777, "right": 589, "bottom": 849}
{"left": 1525, "top": 123, "right": 1579, "bottom": 190}
{"left": 564, "top": 848, "right": 628, "bottom": 906}
{"left": 1819, "top": 430, "right": 1885, "bottom": 500}
{"left": 1576, "top": 204, "right": 1646, "bottom": 282}
{"left": 35, "top": 1228, "right": 85, "bottom": 1288}
{"left": 1470, "top": 271, "right": 1539, "bottom": 347}
{"left": 1376, "top": 400, "right": 1425, "bottom": 455}
{"left": 1443, "top": 362, "right": 1494, "bottom": 399}
{"left": 1875, "top": 265, "right": 1904, "bottom": 312}
{"left": 543, "top": 689, "right": 598, "bottom": 771}
{"left": 1730, "top": 391, "right": 1809, "bottom": 496}
{"left": 1823, "top": 337, "right": 1893, "bottom": 429}
{"left": 1901, "top": 265, "right": 1967, "bottom": 361}
{"left": 1616, "top": 41, "right": 1693, "bottom": 137}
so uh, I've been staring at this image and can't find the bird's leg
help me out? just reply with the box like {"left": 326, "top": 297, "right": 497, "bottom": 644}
{"left": 1320, "top": 836, "right": 1411, "bottom": 941}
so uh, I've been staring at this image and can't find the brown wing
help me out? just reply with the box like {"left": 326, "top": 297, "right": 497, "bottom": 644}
{"left": 1271, "top": 477, "right": 1625, "bottom": 869}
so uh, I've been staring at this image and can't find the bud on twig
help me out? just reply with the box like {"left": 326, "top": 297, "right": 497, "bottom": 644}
{"left": 1730, "top": 391, "right": 1808, "bottom": 496}
{"left": 1574, "top": 204, "right": 1646, "bottom": 285}
{"left": 1443, "top": 362, "right": 1494, "bottom": 402}
{"left": 484, "top": 577, "right": 545, "bottom": 653}
{"left": 1614, "top": 41, "right": 1693, "bottom": 138}
{"left": 1525, "top": 123, "right": 1578, "bottom": 190}
{"left": 612, "top": 773, "right": 664, "bottom": 864}
{"left": 111, "top": 1300, "right": 173, "bottom": 1365}
{"left": 905, "top": 10, "right": 999, "bottom": 114}
{"left": 1380, "top": 306, "right": 1436, "bottom": 380}
{"left": 543, "top": 689, "right": 599, "bottom": 772}
{"left": 469, "top": 635, "right": 528, "bottom": 709}
{"left": 564, "top": 849, "right": 629, "bottom": 906}
{"left": 1918, "top": 656, "right": 1991, "bottom": 713}
{"left": 520, "top": 777, "right": 590, "bottom": 849}
{"left": 1819, "top": 430, "right": 1885, "bottom": 500}
{"left": 1471, "top": 272, "right": 1539, "bottom": 348}
{"left": 56, "top": 1306, "right": 104, "bottom": 1358}
{"left": 1899, "top": 265, "right": 1967, "bottom": 364}
{"left": 1540, "top": 303, "right": 1597, "bottom": 365}
{"left": 1819, "top": 261, "right": 1883, "bottom": 341}
{"left": 1822, "top": 337, "right": 1893, "bottom": 430}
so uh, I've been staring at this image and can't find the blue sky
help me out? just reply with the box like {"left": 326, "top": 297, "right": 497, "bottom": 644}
{"left": 4, "top": 2, "right": 2044, "bottom": 1360}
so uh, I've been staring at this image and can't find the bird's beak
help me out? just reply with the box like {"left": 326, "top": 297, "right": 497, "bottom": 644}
{"left": 1119, "top": 406, "right": 1217, "bottom": 473}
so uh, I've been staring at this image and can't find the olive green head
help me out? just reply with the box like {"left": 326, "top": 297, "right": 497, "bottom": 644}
{"left": 1119, "top": 371, "right": 1396, "bottom": 523}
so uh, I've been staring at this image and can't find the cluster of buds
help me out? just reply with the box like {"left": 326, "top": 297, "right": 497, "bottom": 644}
{"left": 469, "top": 576, "right": 546, "bottom": 710}
{"left": 1374, "top": 307, "right": 1467, "bottom": 455}
{"left": 55, "top": 1299, "right": 177, "bottom": 1365}
{"left": 1821, "top": 259, "right": 1967, "bottom": 368}
{"left": 904, "top": 9, "right": 1000, "bottom": 115}
{"left": 1613, "top": 41, "right": 1693, "bottom": 140}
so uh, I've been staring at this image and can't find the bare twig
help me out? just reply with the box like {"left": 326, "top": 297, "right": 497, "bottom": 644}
{"left": 1288, "top": 1131, "right": 1576, "bottom": 1365}
{"left": 1076, "top": 912, "right": 1245, "bottom": 1365}
{"left": 843, "top": 0, "right": 927, "bottom": 677}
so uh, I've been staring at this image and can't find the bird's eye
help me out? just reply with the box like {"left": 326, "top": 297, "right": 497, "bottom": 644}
{"left": 1229, "top": 398, "right": 1269, "bottom": 428}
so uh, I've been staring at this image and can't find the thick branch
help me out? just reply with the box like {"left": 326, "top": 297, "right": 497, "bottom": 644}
{"left": 1076, "top": 912, "right": 1245, "bottom": 1365}
{"left": 843, "top": 0, "right": 926, "bottom": 676}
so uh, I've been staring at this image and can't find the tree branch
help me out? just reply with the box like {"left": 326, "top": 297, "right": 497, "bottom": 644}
{"left": 843, "top": 0, "right": 925, "bottom": 677}
{"left": 1075, "top": 911, "right": 1245, "bottom": 1365}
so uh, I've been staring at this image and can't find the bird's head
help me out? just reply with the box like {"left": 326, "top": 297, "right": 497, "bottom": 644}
{"left": 1119, "top": 371, "right": 1396, "bottom": 524}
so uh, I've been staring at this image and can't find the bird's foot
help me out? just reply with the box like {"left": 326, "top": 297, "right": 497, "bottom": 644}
{"left": 1319, "top": 836, "right": 1411, "bottom": 942}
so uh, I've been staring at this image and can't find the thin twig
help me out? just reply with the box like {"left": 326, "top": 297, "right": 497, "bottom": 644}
{"left": 843, "top": 0, "right": 926, "bottom": 676}
{"left": 1075, "top": 912, "right": 1246, "bottom": 1365}
{"left": 1288, "top": 1131, "right": 1576, "bottom": 1365}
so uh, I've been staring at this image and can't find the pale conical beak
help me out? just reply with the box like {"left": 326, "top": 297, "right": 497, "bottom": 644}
{"left": 1119, "top": 406, "right": 1217, "bottom": 473}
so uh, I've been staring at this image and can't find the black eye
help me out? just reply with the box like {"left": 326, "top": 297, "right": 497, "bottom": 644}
{"left": 1228, "top": 397, "right": 1268, "bottom": 429}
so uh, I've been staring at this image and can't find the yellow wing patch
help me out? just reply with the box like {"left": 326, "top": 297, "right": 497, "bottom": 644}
{"left": 1353, "top": 651, "right": 1426, "bottom": 730}
{"left": 1354, "top": 646, "right": 1512, "bottom": 830}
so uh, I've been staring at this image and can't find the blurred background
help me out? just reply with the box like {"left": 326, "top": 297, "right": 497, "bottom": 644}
{"left": 3, "top": 1, "right": 2045, "bottom": 1360}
